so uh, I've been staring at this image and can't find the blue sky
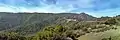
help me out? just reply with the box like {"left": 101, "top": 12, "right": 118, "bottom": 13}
{"left": 0, "top": 0, "right": 120, "bottom": 17}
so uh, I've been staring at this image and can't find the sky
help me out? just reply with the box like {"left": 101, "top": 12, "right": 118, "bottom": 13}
{"left": 0, "top": 0, "right": 120, "bottom": 17}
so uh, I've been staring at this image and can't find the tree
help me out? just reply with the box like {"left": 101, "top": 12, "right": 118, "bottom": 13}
{"left": 104, "top": 18, "right": 117, "bottom": 25}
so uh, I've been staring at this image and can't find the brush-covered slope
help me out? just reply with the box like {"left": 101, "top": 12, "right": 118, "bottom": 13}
{"left": 0, "top": 12, "right": 96, "bottom": 35}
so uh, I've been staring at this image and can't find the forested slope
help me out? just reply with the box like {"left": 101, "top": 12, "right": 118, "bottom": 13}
{"left": 0, "top": 12, "right": 119, "bottom": 40}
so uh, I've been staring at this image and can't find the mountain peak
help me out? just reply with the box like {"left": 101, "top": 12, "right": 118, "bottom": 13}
{"left": 80, "top": 12, "right": 88, "bottom": 15}
{"left": 65, "top": 12, "right": 96, "bottom": 21}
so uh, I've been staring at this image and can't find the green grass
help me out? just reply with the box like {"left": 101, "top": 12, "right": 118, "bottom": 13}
{"left": 78, "top": 25, "right": 120, "bottom": 40}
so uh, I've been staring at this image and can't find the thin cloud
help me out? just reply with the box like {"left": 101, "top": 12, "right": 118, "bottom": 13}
{"left": 0, "top": 0, "right": 120, "bottom": 17}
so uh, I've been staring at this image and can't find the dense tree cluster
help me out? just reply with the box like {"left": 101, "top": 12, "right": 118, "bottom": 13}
{"left": 0, "top": 21, "right": 116, "bottom": 40}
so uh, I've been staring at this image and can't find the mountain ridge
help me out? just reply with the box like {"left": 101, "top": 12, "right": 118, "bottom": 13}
{"left": 0, "top": 12, "right": 117, "bottom": 35}
{"left": 0, "top": 12, "right": 96, "bottom": 34}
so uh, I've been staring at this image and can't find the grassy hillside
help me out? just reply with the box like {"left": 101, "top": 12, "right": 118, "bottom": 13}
{"left": 0, "top": 12, "right": 119, "bottom": 40}
{"left": 0, "top": 12, "right": 96, "bottom": 35}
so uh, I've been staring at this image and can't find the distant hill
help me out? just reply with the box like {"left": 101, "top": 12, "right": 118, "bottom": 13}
{"left": 66, "top": 12, "right": 96, "bottom": 21}
{"left": 0, "top": 12, "right": 107, "bottom": 35}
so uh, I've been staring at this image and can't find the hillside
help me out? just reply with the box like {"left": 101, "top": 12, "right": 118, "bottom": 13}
{"left": 0, "top": 12, "right": 96, "bottom": 34}
{"left": 0, "top": 12, "right": 119, "bottom": 40}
